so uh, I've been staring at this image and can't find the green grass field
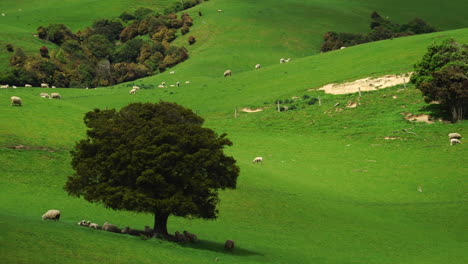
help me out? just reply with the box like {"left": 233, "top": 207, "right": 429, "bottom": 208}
{"left": 1, "top": 0, "right": 467, "bottom": 263}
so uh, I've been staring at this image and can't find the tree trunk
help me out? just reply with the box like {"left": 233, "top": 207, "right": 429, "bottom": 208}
{"left": 153, "top": 212, "right": 170, "bottom": 236}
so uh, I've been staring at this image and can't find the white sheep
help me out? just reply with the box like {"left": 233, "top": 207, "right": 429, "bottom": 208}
{"left": 255, "top": 64, "right": 261, "bottom": 69}
{"left": 1, "top": 84, "right": 9, "bottom": 88}
{"left": 224, "top": 70, "right": 232, "bottom": 77}
{"left": 450, "top": 138, "right": 461, "bottom": 145}
{"left": 448, "top": 133, "right": 461, "bottom": 139}
{"left": 217, "top": 9, "right": 223, "bottom": 12}
{"left": 77, "top": 220, "right": 90, "bottom": 226}
{"left": 170, "top": 84, "right": 175, "bottom": 87}
{"left": 40, "top": 93, "right": 50, "bottom": 98}
{"left": 252, "top": 157, "right": 263, "bottom": 163}
{"left": 284, "top": 58, "right": 291, "bottom": 63}
{"left": 51, "top": 93, "right": 61, "bottom": 99}
{"left": 41, "top": 83, "right": 49, "bottom": 88}
{"left": 176, "top": 81, "right": 180, "bottom": 87}
{"left": 51, "top": 86, "right": 56, "bottom": 88}
{"left": 170, "top": 71, "right": 175, "bottom": 74}
{"left": 161, "top": 82, "right": 166, "bottom": 86}
{"left": 42, "top": 209, "right": 61, "bottom": 221}
{"left": 185, "top": 81, "right": 190, "bottom": 84}
{"left": 25, "top": 84, "right": 32, "bottom": 87}
{"left": 12, "top": 85, "right": 17, "bottom": 89}
{"left": 132, "top": 86, "right": 140, "bottom": 90}
{"left": 89, "top": 223, "right": 100, "bottom": 229}
{"left": 280, "top": 58, "right": 285, "bottom": 63}
{"left": 129, "top": 88, "right": 137, "bottom": 94}
{"left": 158, "top": 84, "right": 165, "bottom": 88}
{"left": 340, "top": 46, "right": 346, "bottom": 49}
{"left": 10, "top": 96, "right": 22, "bottom": 106}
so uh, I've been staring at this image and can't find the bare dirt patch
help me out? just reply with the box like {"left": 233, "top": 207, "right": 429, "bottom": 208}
{"left": 241, "top": 108, "right": 263, "bottom": 113}
{"left": 402, "top": 113, "right": 434, "bottom": 124}
{"left": 315, "top": 73, "right": 412, "bottom": 95}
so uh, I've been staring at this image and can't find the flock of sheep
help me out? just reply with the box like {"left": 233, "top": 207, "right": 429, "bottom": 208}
{"left": 41, "top": 209, "right": 236, "bottom": 249}
{"left": 222, "top": 57, "right": 291, "bottom": 78}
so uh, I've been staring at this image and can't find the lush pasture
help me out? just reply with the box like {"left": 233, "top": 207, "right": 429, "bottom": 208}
{"left": 1, "top": 0, "right": 468, "bottom": 263}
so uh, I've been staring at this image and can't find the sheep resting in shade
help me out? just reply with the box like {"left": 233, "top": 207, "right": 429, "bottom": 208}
{"left": 102, "top": 222, "right": 120, "bottom": 233}
{"left": 42, "top": 209, "right": 61, "bottom": 221}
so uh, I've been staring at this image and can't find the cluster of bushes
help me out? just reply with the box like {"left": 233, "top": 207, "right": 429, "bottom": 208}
{"left": 321, "top": 11, "right": 437, "bottom": 52}
{"left": 271, "top": 94, "right": 320, "bottom": 112}
{"left": 1, "top": 7, "right": 196, "bottom": 88}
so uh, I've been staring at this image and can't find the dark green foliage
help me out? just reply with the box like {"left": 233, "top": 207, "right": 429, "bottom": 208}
{"left": 0, "top": 67, "right": 37, "bottom": 86}
{"left": 91, "top": 19, "right": 123, "bottom": 41}
{"left": 113, "top": 38, "right": 144, "bottom": 63}
{"left": 39, "top": 24, "right": 76, "bottom": 45}
{"left": 307, "top": 98, "right": 318, "bottom": 105}
{"left": 85, "top": 34, "right": 113, "bottom": 59}
{"left": 134, "top": 7, "right": 155, "bottom": 20}
{"left": 302, "top": 94, "right": 310, "bottom": 99}
{"left": 321, "top": 11, "right": 437, "bottom": 52}
{"left": 9, "top": 47, "right": 27, "bottom": 66}
{"left": 289, "top": 105, "right": 297, "bottom": 110}
{"left": 411, "top": 39, "right": 468, "bottom": 122}
{"left": 119, "top": 11, "right": 135, "bottom": 22}
{"left": 188, "top": 36, "right": 196, "bottom": 45}
{"left": 65, "top": 102, "right": 239, "bottom": 236}
{"left": 6, "top": 44, "right": 13, "bottom": 52}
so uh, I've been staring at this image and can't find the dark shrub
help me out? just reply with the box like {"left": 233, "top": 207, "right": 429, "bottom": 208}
{"left": 119, "top": 11, "right": 135, "bottom": 22}
{"left": 181, "top": 25, "right": 190, "bottom": 35}
{"left": 39, "top": 46, "right": 49, "bottom": 58}
{"left": 289, "top": 105, "right": 297, "bottom": 110}
{"left": 307, "top": 98, "right": 318, "bottom": 105}
{"left": 91, "top": 19, "right": 123, "bottom": 41}
{"left": 134, "top": 7, "right": 154, "bottom": 20}
{"left": 188, "top": 35, "right": 196, "bottom": 45}
{"left": 6, "top": 44, "right": 13, "bottom": 52}
{"left": 302, "top": 94, "right": 310, "bottom": 99}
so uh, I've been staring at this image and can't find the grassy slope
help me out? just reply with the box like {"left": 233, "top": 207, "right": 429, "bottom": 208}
{"left": 1, "top": 0, "right": 468, "bottom": 263}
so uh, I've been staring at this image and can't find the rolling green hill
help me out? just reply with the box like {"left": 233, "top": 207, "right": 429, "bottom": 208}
{"left": 1, "top": 0, "right": 467, "bottom": 263}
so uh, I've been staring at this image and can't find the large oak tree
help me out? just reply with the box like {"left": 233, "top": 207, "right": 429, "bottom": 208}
{"left": 65, "top": 102, "right": 240, "bottom": 236}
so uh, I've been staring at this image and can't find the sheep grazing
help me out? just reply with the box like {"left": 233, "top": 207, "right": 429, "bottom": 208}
{"left": 176, "top": 81, "right": 180, "bottom": 87}
{"left": 158, "top": 84, "right": 165, "bottom": 88}
{"left": 41, "top": 83, "right": 49, "bottom": 88}
{"left": 217, "top": 9, "right": 223, "bottom": 12}
{"left": 280, "top": 58, "right": 285, "bottom": 64}
{"left": 448, "top": 133, "right": 462, "bottom": 140}
{"left": 170, "top": 84, "right": 175, "bottom": 87}
{"left": 10, "top": 96, "right": 22, "bottom": 106}
{"left": 40, "top": 93, "right": 50, "bottom": 98}
{"left": 129, "top": 88, "right": 137, "bottom": 94}
{"left": 284, "top": 58, "right": 291, "bottom": 63}
{"left": 12, "top": 85, "right": 17, "bottom": 89}
{"left": 252, "top": 157, "right": 263, "bottom": 163}
{"left": 170, "top": 71, "right": 175, "bottom": 74}
{"left": 255, "top": 64, "right": 261, "bottom": 69}
{"left": 185, "top": 81, "right": 190, "bottom": 84}
{"left": 1, "top": 84, "right": 9, "bottom": 88}
{"left": 132, "top": 86, "right": 140, "bottom": 90}
{"left": 102, "top": 222, "right": 120, "bottom": 233}
{"left": 340, "top": 46, "right": 346, "bottom": 49}
{"left": 51, "top": 86, "right": 56, "bottom": 88}
{"left": 42, "top": 209, "right": 61, "bottom": 221}
{"left": 224, "top": 240, "right": 235, "bottom": 250}
{"left": 89, "top": 223, "right": 100, "bottom": 229}
{"left": 224, "top": 70, "right": 232, "bottom": 77}
{"left": 161, "top": 82, "right": 166, "bottom": 85}
{"left": 25, "top": 84, "right": 32, "bottom": 87}
{"left": 183, "top": 231, "right": 198, "bottom": 242}
{"left": 450, "top": 138, "right": 461, "bottom": 145}
{"left": 51, "top": 93, "right": 61, "bottom": 99}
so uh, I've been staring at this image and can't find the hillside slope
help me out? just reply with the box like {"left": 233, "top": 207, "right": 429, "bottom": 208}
{"left": 0, "top": 0, "right": 467, "bottom": 263}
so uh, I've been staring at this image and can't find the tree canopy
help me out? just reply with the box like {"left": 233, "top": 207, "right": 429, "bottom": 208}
{"left": 411, "top": 38, "right": 468, "bottom": 122}
{"left": 65, "top": 102, "right": 240, "bottom": 236}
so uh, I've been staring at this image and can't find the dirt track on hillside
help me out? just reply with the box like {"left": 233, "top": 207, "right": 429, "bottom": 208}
{"left": 315, "top": 73, "right": 413, "bottom": 94}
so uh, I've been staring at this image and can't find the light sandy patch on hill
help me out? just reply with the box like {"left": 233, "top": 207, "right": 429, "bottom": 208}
{"left": 241, "top": 108, "right": 263, "bottom": 113}
{"left": 315, "top": 73, "right": 412, "bottom": 95}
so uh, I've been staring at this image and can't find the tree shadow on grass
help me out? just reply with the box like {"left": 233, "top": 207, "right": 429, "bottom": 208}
{"left": 420, "top": 104, "right": 451, "bottom": 121}
{"left": 180, "top": 239, "right": 263, "bottom": 257}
